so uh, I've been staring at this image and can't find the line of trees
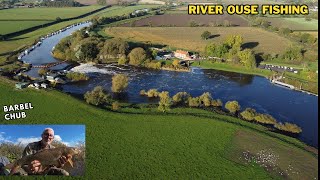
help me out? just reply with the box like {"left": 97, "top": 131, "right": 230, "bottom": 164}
{"left": 41, "top": 0, "right": 82, "bottom": 7}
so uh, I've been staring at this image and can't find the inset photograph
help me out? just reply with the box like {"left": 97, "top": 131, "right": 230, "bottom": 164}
{"left": 0, "top": 125, "right": 85, "bottom": 176}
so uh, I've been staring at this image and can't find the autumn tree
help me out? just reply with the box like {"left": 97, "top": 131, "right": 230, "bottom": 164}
{"left": 84, "top": 86, "right": 111, "bottom": 106}
{"left": 201, "top": 31, "right": 211, "bottom": 40}
{"left": 237, "top": 49, "right": 256, "bottom": 68}
{"left": 112, "top": 74, "right": 128, "bottom": 93}
{"left": 158, "top": 91, "right": 171, "bottom": 112}
{"left": 240, "top": 108, "right": 257, "bottom": 121}
{"left": 128, "top": 47, "right": 147, "bottom": 65}
{"left": 225, "top": 100, "right": 241, "bottom": 114}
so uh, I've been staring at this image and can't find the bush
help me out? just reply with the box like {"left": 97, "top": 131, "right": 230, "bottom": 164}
{"left": 158, "top": 91, "right": 171, "bottom": 112}
{"left": 188, "top": 97, "right": 200, "bottom": 107}
{"left": 112, "top": 74, "right": 128, "bottom": 93}
{"left": 199, "top": 92, "right": 212, "bottom": 107}
{"left": 254, "top": 113, "right": 277, "bottom": 125}
{"left": 240, "top": 108, "right": 257, "bottom": 121}
{"left": 112, "top": 101, "right": 121, "bottom": 111}
{"left": 38, "top": 68, "right": 48, "bottom": 76}
{"left": 211, "top": 99, "right": 223, "bottom": 107}
{"left": 118, "top": 56, "right": 128, "bottom": 65}
{"left": 274, "top": 122, "right": 302, "bottom": 133}
{"left": 147, "top": 89, "right": 159, "bottom": 98}
{"left": 84, "top": 86, "right": 111, "bottom": 106}
{"left": 172, "top": 92, "right": 190, "bottom": 105}
{"left": 66, "top": 72, "right": 89, "bottom": 82}
{"left": 139, "top": 89, "right": 146, "bottom": 96}
{"left": 225, "top": 101, "right": 241, "bottom": 114}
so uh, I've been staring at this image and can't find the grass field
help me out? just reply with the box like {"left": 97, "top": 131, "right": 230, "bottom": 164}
{"left": 266, "top": 17, "right": 318, "bottom": 31}
{"left": 0, "top": 21, "right": 52, "bottom": 35}
{"left": 105, "top": 27, "right": 294, "bottom": 54}
{"left": 0, "top": 6, "right": 103, "bottom": 20}
{"left": 0, "top": 76, "right": 317, "bottom": 179}
{"left": 0, "top": 5, "right": 159, "bottom": 56}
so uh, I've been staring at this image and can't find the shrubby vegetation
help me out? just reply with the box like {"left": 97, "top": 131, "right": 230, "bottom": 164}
{"left": 274, "top": 122, "right": 302, "bottom": 133}
{"left": 254, "top": 113, "right": 277, "bottom": 125}
{"left": 41, "top": 0, "right": 82, "bottom": 7}
{"left": 158, "top": 91, "right": 171, "bottom": 112}
{"left": 66, "top": 72, "right": 89, "bottom": 82}
{"left": 84, "top": 86, "right": 112, "bottom": 106}
{"left": 225, "top": 101, "right": 241, "bottom": 114}
{"left": 240, "top": 108, "right": 257, "bottom": 121}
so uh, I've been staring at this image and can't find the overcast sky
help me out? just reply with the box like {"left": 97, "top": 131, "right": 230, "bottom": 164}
{"left": 0, "top": 125, "right": 85, "bottom": 146}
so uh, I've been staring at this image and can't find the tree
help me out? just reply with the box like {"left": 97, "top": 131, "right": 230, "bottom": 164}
{"left": 240, "top": 108, "right": 257, "bottom": 121}
{"left": 254, "top": 113, "right": 277, "bottom": 125}
{"left": 279, "top": 27, "right": 292, "bottom": 36}
{"left": 172, "top": 92, "right": 190, "bottom": 105}
{"left": 102, "top": 38, "right": 129, "bottom": 58}
{"left": 201, "top": 31, "right": 211, "bottom": 40}
{"left": 172, "top": 59, "right": 180, "bottom": 68}
{"left": 97, "top": 0, "right": 106, "bottom": 5}
{"left": 38, "top": 68, "right": 48, "bottom": 76}
{"left": 281, "top": 45, "right": 303, "bottom": 61}
{"left": 211, "top": 99, "right": 223, "bottom": 107}
{"left": 79, "top": 42, "right": 99, "bottom": 62}
{"left": 274, "top": 122, "right": 302, "bottom": 133}
{"left": 112, "top": 74, "right": 128, "bottom": 93}
{"left": 158, "top": 91, "right": 171, "bottom": 112}
{"left": 224, "top": 35, "right": 243, "bottom": 50}
{"left": 84, "top": 86, "right": 111, "bottom": 106}
{"left": 237, "top": 49, "right": 256, "bottom": 68}
{"left": 188, "top": 97, "right": 200, "bottom": 107}
{"left": 128, "top": 47, "right": 147, "bottom": 66}
{"left": 199, "top": 92, "right": 212, "bottom": 107}
{"left": 118, "top": 56, "right": 128, "bottom": 65}
{"left": 225, "top": 101, "right": 241, "bottom": 114}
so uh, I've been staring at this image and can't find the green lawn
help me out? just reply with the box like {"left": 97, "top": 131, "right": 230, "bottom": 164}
{"left": 0, "top": 6, "right": 103, "bottom": 20}
{"left": 0, "top": 77, "right": 317, "bottom": 179}
{"left": 266, "top": 17, "right": 318, "bottom": 31}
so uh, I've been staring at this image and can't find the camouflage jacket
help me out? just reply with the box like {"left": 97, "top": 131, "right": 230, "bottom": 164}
{"left": 22, "top": 141, "right": 55, "bottom": 157}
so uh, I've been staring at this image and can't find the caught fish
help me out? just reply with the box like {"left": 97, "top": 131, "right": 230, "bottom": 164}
{"left": 5, "top": 147, "right": 80, "bottom": 175}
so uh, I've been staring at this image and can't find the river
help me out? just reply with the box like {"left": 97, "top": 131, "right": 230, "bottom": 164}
{"left": 21, "top": 22, "right": 318, "bottom": 148}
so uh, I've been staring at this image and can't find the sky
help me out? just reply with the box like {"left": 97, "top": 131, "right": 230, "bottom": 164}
{"left": 0, "top": 125, "right": 85, "bottom": 146}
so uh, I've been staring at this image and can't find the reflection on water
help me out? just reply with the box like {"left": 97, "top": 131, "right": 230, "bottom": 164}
{"left": 62, "top": 64, "right": 318, "bottom": 148}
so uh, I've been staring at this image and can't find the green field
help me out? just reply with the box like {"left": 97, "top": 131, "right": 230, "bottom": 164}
{"left": 0, "top": 77, "right": 317, "bottom": 179}
{"left": 0, "top": 21, "right": 52, "bottom": 35}
{"left": 0, "top": 6, "right": 103, "bottom": 20}
{"left": 105, "top": 27, "right": 294, "bottom": 54}
{"left": 0, "top": 5, "right": 159, "bottom": 57}
{"left": 266, "top": 17, "right": 318, "bottom": 31}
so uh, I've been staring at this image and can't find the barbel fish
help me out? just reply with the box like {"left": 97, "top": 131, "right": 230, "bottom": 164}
{"left": 5, "top": 147, "right": 80, "bottom": 175}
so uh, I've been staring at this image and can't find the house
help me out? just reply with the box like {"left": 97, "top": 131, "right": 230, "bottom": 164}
{"left": 15, "top": 82, "right": 29, "bottom": 89}
{"left": 174, "top": 50, "right": 192, "bottom": 60}
{"left": 41, "top": 83, "right": 48, "bottom": 89}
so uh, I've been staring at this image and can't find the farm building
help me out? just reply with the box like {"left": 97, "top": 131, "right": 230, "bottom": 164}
{"left": 174, "top": 50, "right": 192, "bottom": 60}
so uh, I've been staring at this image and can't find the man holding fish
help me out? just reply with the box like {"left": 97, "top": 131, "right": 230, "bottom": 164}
{"left": 21, "top": 128, "right": 71, "bottom": 175}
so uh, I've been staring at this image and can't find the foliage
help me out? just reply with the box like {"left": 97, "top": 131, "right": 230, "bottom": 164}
{"left": 225, "top": 101, "right": 241, "bottom": 114}
{"left": 201, "top": 31, "right": 211, "bottom": 40}
{"left": 237, "top": 49, "right": 256, "bottom": 69}
{"left": 254, "top": 113, "right": 277, "bottom": 125}
{"left": 118, "top": 55, "right": 128, "bottom": 65}
{"left": 188, "top": 20, "right": 198, "bottom": 27}
{"left": 279, "top": 27, "right": 292, "bottom": 36}
{"left": 84, "top": 86, "right": 111, "bottom": 106}
{"left": 144, "top": 60, "right": 162, "bottom": 69}
{"left": 281, "top": 45, "right": 303, "bottom": 61}
{"left": 38, "top": 68, "right": 48, "bottom": 76}
{"left": 240, "top": 108, "right": 257, "bottom": 121}
{"left": 101, "top": 38, "right": 129, "bottom": 58}
{"left": 224, "top": 35, "right": 243, "bottom": 50}
{"left": 188, "top": 97, "right": 200, "bottom": 107}
{"left": 199, "top": 92, "right": 212, "bottom": 107}
{"left": 274, "top": 122, "right": 302, "bottom": 133}
{"left": 146, "top": 89, "right": 159, "bottom": 98}
{"left": 78, "top": 41, "right": 100, "bottom": 62}
{"left": 112, "top": 74, "right": 129, "bottom": 93}
{"left": 112, "top": 101, "right": 121, "bottom": 111}
{"left": 172, "top": 92, "right": 190, "bottom": 105}
{"left": 172, "top": 59, "right": 180, "bottom": 67}
{"left": 139, "top": 89, "right": 146, "bottom": 96}
{"left": 128, "top": 47, "right": 147, "bottom": 66}
{"left": 41, "top": 0, "right": 81, "bottom": 7}
{"left": 158, "top": 91, "right": 171, "bottom": 112}
{"left": 0, "top": 143, "right": 24, "bottom": 162}
{"left": 66, "top": 72, "right": 89, "bottom": 82}
{"left": 211, "top": 99, "right": 223, "bottom": 107}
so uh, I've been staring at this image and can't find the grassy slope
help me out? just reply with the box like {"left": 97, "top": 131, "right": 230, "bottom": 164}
{"left": 0, "top": 77, "right": 317, "bottom": 179}
{"left": 0, "top": 21, "right": 52, "bottom": 35}
{"left": 105, "top": 27, "right": 294, "bottom": 54}
{"left": 266, "top": 17, "right": 318, "bottom": 31}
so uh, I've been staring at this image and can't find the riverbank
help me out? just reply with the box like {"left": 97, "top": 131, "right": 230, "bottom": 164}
{"left": 0, "top": 76, "right": 318, "bottom": 179}
{"left": 192, "top": 60, "right": 318, "bottom": 95}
